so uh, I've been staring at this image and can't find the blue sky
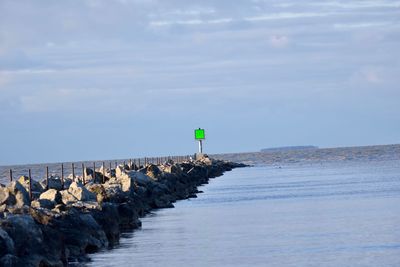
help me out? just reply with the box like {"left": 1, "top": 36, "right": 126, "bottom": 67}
{"left": 0, "top": 0, "right": 399, "bottom": 165}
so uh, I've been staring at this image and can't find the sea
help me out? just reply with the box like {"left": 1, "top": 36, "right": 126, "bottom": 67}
{"left": 1, "top": 145, "right": 400, "bottom": 266}
{"left": 87, "top": 145, "right": 400, "bottom": 266}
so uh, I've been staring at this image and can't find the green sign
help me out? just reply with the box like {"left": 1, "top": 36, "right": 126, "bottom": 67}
{"left": 195, "top": 128, "right": 205, "bottom": 140}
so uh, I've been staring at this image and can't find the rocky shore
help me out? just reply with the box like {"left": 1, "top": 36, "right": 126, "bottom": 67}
{"left": 0, "top": 156, "right": 246, "bottom": 266}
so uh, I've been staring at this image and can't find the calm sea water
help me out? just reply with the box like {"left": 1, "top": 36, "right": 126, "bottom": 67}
{"left": 87, "top": 159, "right": 400, "bottom": 266}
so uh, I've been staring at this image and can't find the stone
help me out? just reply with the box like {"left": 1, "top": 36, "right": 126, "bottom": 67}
{"left": 17, "top": 175, "right": 43, "bottom": 193}
{"left": 0, "top": 254, "right": 20, "bottom": 267}
{"left": 0, "top": 186, "right": 15, "bottom": 206}
{"left": 40, "top": 189, "right": 62, "bottom": 204}
{"left": 67, "top": 182, "right": 96, "bottom": 202}
{"left": 60, "top": 190, "right": 78, "bottom": 205}
{"left": 31, "top": 199, "right": 55, "bottom": 210}
{"left": 0, "top": 229, "right": 15, "bottom": 258}
{"left": 163, "top": 164, "right": 182, "bottom": 175}
{"left": 39, "top": 175, "right": 63, "bottom": 191}
{"left": 146, "top": 164, "right": 162, "bottom": 179}
{"left": 6, "top": 181, "right": 30, "bottom": 207}
{"left": 1, "top": 215, "right": 44, "bottom": 257}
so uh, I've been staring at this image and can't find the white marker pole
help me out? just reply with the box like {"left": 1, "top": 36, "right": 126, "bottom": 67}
{"left": 198, "top": 139, "right": 203, "bottom": 154}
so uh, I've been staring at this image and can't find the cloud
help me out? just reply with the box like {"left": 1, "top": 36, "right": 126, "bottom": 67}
{"left": 269, "top": 35, "right": 289, "bottom": 48}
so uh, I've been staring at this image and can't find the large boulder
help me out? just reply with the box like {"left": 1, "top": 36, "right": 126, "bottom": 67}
{"left": 17, "top": 176, "right": 43, "bottom": 193}
{"left": 1, "top": 215, "right": 43, "bottom": 258}
{"left": 60, "top": 190, "right": 78, "bottom": 205}
{"left": 39, "top": 176, "right": 63, "bottom": 191}
{"left": 31, "top": 199, "right": 55, "bottom": 210}
{"left": 0, "top": 186, "right": 15, "bottom": 206}
{"left": 0, "top": 229, "right": 14, "bottom": 258}
{"left": 6, "top": 181, "right": 30, "bottom": 207}
{"left": 67, "top": 182, "right": 96, "bottom": 202}
{"left": 114, "top": 167, "right": 134, "bottom": 193}
{"left": 146, "top": 164, "right": 162, "bottom": 179}
{"left": 40, "top": 189, "right": 62, "bottom": 204}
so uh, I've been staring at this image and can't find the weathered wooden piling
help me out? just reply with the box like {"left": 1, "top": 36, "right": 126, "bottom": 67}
{"left": 9, "top": 169, "right": 12, "bottom": 182}
{"left": 102, "top": 162, "right": 105, "bottom": 183}
{"left": 72, "top": 163, "right": 75, "bottom": 181}
{"left": 93, "top": 162, "right": 96, "bottom": 180}
{"left": 46, "top": 166, "right": 49, "bottom": 190}
{"left": 82, "top": 163, "right": 86, "bottom": 185}
{"left": 28, "top": 169, "right": 32, "bottom": 200}
{"left": 61, "top": 163, "right": 64, "bottom": 189}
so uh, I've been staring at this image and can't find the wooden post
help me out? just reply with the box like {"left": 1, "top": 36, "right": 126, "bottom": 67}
{"left": 61, "top": 163, "right": 64, "bottom": 190}
{"left": 9, "top": 169, "right": 12, "bottom": 182}
{"left": 129, "top": 159, "right": 132, "bottom": 170}
{"left": 109, "top": 162, "right": 112, "bottom": 177}
{"left": 138, "top": 158, "right": 141, "bottom": 168}
{"left": 46, "top": 166, "right": 49, "bottom": 190}
{"left": 102, "top": 162, "right": 105, "bottom": 183}
{"left": 82, "top": 163, "right": 85, "bottom": 184}
{"left": 72, "top": 163, "right": 75, "bottom": 182}
{"left": 28, "top": 169, "right": 32, "bottom": 200}
{"left": 93, "top": 162, "right": 96, "bottom": 181}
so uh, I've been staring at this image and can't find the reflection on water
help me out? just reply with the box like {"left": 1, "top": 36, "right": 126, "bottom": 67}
{"left": 87, "top": 160, "right": 400, "bottom": 266}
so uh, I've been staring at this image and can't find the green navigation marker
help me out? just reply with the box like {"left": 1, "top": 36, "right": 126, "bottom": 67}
{"left": 195, "top": 128, "right": 205, "bottom": 140}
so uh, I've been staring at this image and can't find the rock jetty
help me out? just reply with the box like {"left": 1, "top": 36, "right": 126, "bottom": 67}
{"left": 0, "top": 156, "right": 246, "bottom": 266}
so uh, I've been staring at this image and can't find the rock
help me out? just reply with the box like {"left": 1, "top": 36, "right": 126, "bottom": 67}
{"left": 31, "top": 199, "right": 55, "bottom": 210}
{"left": 6, "top": 181, "right": 30, "bottom": 207}
{"left": 39, "top": 175, "right": 63, "bottom": 191}
{"left": 0, "top": 254, "right": 20, "bottom": 267}
{"left": 163, "top": 164, "right": 182, "bottom": 175}
{"left": 17, "top": 175, "right": 43, "bottom": 193}
{"left": 86, "top": 184, "right": 106, "bottom": 203}
{"left": 0, "top": 186, "right": 15, "bottom": 206}
{"left": 0, "top": 229, "right": 14, "bottom": 258}
{"left": 114, "top": 167, "right": 135, "bottom": 193}
{"left": 1, "top": 215, "right": 43, "bottom": 258}
{"left": 60, "top": 190, "right": 78, "bottom": 205}
{"left": 0, "top": 204, "right": 6, "bottom": 213}
{"left": 68, "top": 182, "right": 96, "bottom": 202}
{"left": 146, "top": 164, "right": 162, "bottom": 179}
{"left": 40, "top": 189, "right": 62, "bottom": 204}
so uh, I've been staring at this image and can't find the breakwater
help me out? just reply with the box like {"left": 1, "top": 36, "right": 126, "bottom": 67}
{"left": 0, "top": 156, "right": 246, "bottom": 266}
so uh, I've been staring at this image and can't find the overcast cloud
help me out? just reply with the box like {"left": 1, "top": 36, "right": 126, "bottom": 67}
{"left": 0, "top": 0, "right": 399, "bottom": 165}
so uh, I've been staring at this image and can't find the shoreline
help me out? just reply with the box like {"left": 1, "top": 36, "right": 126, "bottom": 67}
{"left": 0, "top": 156, "right": 246, "bottom": 266}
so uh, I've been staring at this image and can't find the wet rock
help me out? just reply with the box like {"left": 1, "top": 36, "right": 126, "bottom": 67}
{"left": 40, "top": 189, "right": 62, "bottom": 204}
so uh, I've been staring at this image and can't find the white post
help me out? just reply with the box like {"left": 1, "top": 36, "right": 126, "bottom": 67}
{"left": 198, "top": 139, "right": 203, "bottom": 154}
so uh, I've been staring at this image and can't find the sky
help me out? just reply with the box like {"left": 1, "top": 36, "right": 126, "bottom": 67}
{"left": 0, "top": 0, "right": 399, "bottom": 165}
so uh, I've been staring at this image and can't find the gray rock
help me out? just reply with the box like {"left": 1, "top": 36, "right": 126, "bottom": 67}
{"left": 39, "top": 175, "right": 63, "bottom": 191}
{"left": 60, "top": 190, "right": 78, "bottom": 205}
{"left": 6, "top": 181, "right": 30, "bottom": 207}
{"left": 40, "top": 189, "right": 62, "bottom": 204}
{"left": 31, "top": 199, "right": 55, "bottom": 210}
{"left": 67, "top": 182, "right": 96, "bottom": 202}
{"left": 0, "top": 186, "right": 15, "bottom": 206}
{"left": 0, "top": 254, "right": 20, "bottom": 267}
{"left": 17, "top": 175, "right": 43, "bottom": 193}
{"left": 0, "top": 229, "right": 15, "bottom": 257}
{"left": 2, "top": 215, "right": 43, "bottom": 257}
